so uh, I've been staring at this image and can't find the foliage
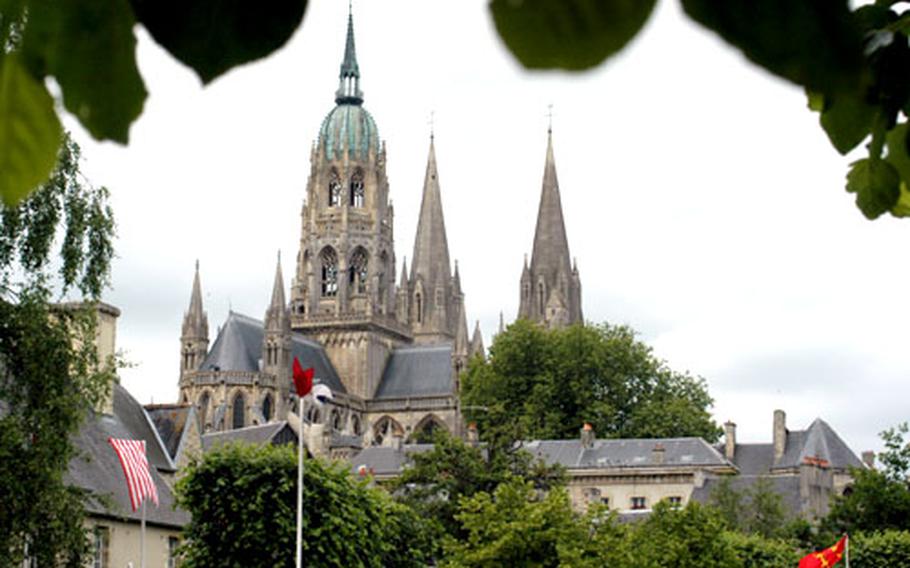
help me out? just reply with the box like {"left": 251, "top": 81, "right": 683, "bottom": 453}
{"left": 721, "top": 531, "right": 800, "bottom": 568}
{"left": 390, "top": 430, "right": 563, "bottom": 548}
{"left": 851, "top": 530, "right": 910, "bottom": 567}
{"left": 176, "top": 443, "right": 433, "bottom": 568}
{"left": 461, "top": 320, "right": 721, "bottom": 445}
{"left": 628, "top": 501, "right": 740, "bottom": 568}
{"left": 0, "top": 132, "right": 114, "bottom": 297}
{"left": 708, "top": 477, "right": 791, "bottom": 539}
{"left": 489, "top": 1, "right": 910, "bottom": 221}
{"left": 823, "top": 423, "right": 910, "bottom": 536}
{"left": 0, "top": 291, "right": 115, "bottom": 566}
{"left": 0, "top": 0, "right": 307, "bottom": 205}
{"left": 442, "top": 477, "right": 590, "bottom": 568}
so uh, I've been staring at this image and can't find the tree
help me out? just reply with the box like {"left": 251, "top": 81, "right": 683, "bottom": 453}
{"left": 442, "top": 477, "right": 592, "bottom": 568}
{"left": 823, "top": 423, "right": 910, "bottom": 536}
{"left": 489, "top": 1, "right": 910, "bottom": 221}
{"left": 708, "top": 477, "right": 791, "bottom": 539}
{"left": 461, "top": 320, "right": 721, "bottom": 445}
{"left": 627, "top": 501, "right": 740, "bottom": 568}
{"left": 0, "top": 132, "right": 116, "bottom": 565}
{"left": 176, "top": 442, "right": 434, "bottom": 568}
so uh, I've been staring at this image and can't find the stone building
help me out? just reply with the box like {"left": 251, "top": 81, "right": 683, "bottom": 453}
{"left": 175, "top": 11, "right": 503, "bottom": 451}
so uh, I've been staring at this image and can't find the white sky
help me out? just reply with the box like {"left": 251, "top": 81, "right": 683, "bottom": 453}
{"left": 63, "top": 0, "right": 910, "bottom": 456}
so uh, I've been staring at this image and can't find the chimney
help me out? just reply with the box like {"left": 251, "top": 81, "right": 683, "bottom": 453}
{"left": 773, "top": 409, "right": 787, "bottom": 463}
{"left": 580, "top": 422, "right": 595, "bottom": 449}
{"left": 652, "top": 443, "right": 665, "bottom": 465}
{"left": 862, "top": 451, "right": 875, "bottom": 469}
{"left": 466, "top": 422, "right": 479, "bottom": 447}
{"left": 724, "top": 421, "right": 736, "bottom": 461}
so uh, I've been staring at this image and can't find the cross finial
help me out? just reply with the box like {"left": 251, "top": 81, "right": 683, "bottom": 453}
{"left": 547, "top": 104, "right": 554, "bottom": 133}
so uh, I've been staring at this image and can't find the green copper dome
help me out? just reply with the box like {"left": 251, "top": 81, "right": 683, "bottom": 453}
{"left": 319, "top": 104, "right": 379, "bottom": 161}
{"left": 316, "top": 9, "right": 380, "bottom": 161}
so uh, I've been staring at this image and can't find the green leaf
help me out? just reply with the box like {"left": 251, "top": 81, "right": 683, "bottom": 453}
{"left": 846, "top": 158, "right": 901, "bottom": 219}
{"left": 883, "top": 123, "right": 910, "bottom": 216}
{"left": 819, "top": 91, "right": 877, "bottom": 154}
{"left": 489, "top": 0, "right": 657, "bottom": 71}
{"left": 0, "top": 53, "right": 62, "bottom": 206}
{"left": 129, "top": 0, "right": 309, "bottom": 84}
{"left": 681, "top": 0, "right": 866, "bottom": 95}
{"left": 23, "top": 0, "right": 147, "bottom": 143}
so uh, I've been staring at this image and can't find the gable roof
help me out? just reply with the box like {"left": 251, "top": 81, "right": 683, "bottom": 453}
{"left": 200, "top": 312, "right": 346, "bottom": 393}
{"left": 375, "top": 344, "right": 454, "bottom": 399}
{"left": 67, "top": 384, "right": 188, "bottom": 528}
{"left": 202, "top": 421, "right": 296, "bottom": 452}
{"left": 145, "top": 403, "right": 193, "bottom": 461}
{"left": 523, "top": 437, "right": 733, "bottom": 470}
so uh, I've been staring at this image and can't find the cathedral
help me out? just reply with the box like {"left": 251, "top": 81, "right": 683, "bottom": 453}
{"left": 175, "top": 11, "right": 582, "bottom": 449}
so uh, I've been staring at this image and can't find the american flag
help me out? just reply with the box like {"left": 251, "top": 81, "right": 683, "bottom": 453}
{"left": 108, "top": 438, "right": 159, "bottom": 511}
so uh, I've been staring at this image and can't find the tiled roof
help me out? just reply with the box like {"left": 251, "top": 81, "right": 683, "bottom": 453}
{"left": 350, "top": 444, "right": 435, "bottom": 476}
{"left": 145, "top": 404, "right": 193, "bottom": 460}
{"left": 202, "top": 421, "right": 296, "bottom": 452}
{"left": 374, "top": 345, "right": 454, "bottom": 399}
{"left": 67, "top": 384, "right": 188, "bottom": 528}
{"left": 523, "top": 438, "right": 732, "bottom": 470}
{"left": 690, "top": 475, "right": 804, "bottom": 515}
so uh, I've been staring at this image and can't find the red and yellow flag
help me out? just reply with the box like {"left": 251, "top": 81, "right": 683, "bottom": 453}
{"left": 799, "top": 535, "right": 847, "bottom": 568}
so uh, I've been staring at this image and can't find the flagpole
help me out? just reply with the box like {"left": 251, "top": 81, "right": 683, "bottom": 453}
{"left": 296, "top": 396, "right": 304, "bottom": 568}
{"left": 845, "top": 534, "right": 850, "bottom": 568}
{"left": 140, "top": 499, "right": 146, "bottom": 568}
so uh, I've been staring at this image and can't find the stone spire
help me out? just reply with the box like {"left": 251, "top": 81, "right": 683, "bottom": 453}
{"left": 470, "top": 320, "right": 485, "bottom": 359}
{"left": 180, "top": 260, "right": 209, "bottom": 377}
{"left": 264, "top": 252, "right": 289, "bottom": 332}
{"left": 335, "top": 7, "right": 363, "bottom": 105}
{"left": 518, "top": 128, "right": 583, "bottom": 327}
{"left": 409, "top": 136, "right": 455, "bottom": 342}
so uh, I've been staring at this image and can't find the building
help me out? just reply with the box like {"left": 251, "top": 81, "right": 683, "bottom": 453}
{"left": 173, "top": 9, "right": 582, "bottom": 454}
{"left": 691, "top": 410, "right": 866, "bottom": 519}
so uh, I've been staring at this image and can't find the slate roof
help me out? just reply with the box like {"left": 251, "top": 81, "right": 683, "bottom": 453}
{"left": 690, "top": 475, "right": 804, "bottom": 515}
{"left": 375, "top": 344, "right": 454, "bottom": 399}
{"left": 350, "top": 444, "right": 435, "bottom": 476}
{"left": 67, "top": 384, "right": 188, "bottom": 528}
{"left": 725, "top": 419, "right": 863, "bottom": 474}
{"left": 200, "top": 312, "right": 346, "bottom": 393}
{"left": 523, "top": 438, "right": 732, "bottom": 470}
{"left": 145, "top": 403, "right": 192, "bottom": 461}
{"left": 202, "top": 421, "right": 296, "bottom": 452}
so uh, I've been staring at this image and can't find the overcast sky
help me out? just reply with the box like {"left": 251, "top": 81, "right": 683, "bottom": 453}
{"left": 63, "top": 0, "right": 910, "bottom": 455}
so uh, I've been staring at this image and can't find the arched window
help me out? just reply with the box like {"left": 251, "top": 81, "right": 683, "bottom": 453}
{"left": 328, "top": 169, "right": 343, "bottom": 207}
{"left": 232, "top": 393, "right": 245, "bottom": 430}
{"left": 415, "top": 292, "right": 423, "bottom": 324}
{"left": 198, "top": 392, "right": 210, "bottom": 428}
{"left": 372, "top": 416, "right": 403, "bottom": 446}
{"left": 378, "top": 252, "right": 388, "bottom": 306}
{"left": 332, "top": 410, "right": 343, "bottom": 431}
{"left": 350, "top": 169, "right": 364, "bottom": 207}
{"left": 306, "top": 405, "right": 321, "bottom": 424}
{"left": 320, "top": 248, "right": 338, "bottom": 297}
{"left": 351, "top": 414, "right": 362, "bottom": 436}
{"left": 262, "top": 394, "right": 273, "bottom": 422}
{"left": 349, "top": 248, "right": 368, "bottom": 295}
{"left": 412, "top": 415, "right": 445, "bottom": 443}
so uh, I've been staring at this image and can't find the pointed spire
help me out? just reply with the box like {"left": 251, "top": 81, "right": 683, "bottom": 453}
{"left": 410, "top": 136, "right": 452, "bottom": 287}
{"left": 455, "top": 303, "right": 470, "bottom": 357}
{"left": 399, "top": 257, "right": 409, "bottom": 288}
{"left": 269, "top": 251, "right": 286, "bottom": 310}
{"left": 335, "top": 5, "right": 363, "bottom": 105}
{"left": 530, "top": 128, "right": 572, "bottom": 278}
{"left": 188, "top": 259, "right": 204, "bottom": 318}
{"left": 182, "top": 260, "right": 208, "bottom": 346}
{"left": 470, "top": 320, "right": 485, "bottom": 358}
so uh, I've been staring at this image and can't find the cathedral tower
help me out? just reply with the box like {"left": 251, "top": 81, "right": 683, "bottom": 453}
{"left": 179, "top": 261, "right": 209, "bottom": 380}
{"left": 289, "top": 11, "right": 409, "bottom": 399}
{"left": 405, "top": 137, "right": 464, "bottom": 345}
{"left": 518, "top": 128, "right": 583, "bottom": 328}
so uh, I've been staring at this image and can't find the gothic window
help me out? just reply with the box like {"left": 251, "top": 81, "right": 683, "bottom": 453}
{"left": 350, "top": 169, "right": 364, "bottom": 207}
{"left": 349, "top": 248, "right": 368, "bottom": 294}
{"left": 378, "top": 252, "right": 389, "bottom": 306}
{"left": 232, "top": 393, "right": 245, "bottom": 430}
{"left": 538, "top": 282, "right": 546, "bottom": 316}
{"left": 351, "top": 414, "right": 362, "bottom": 436}
{"left": 328, "top": 169, "right": 343, "bottom": 207}
{"left": 198, "top": 392, "right": 210, "bottom": 428}
{"left": 372, "top": 416, "right": 403, "bottom": 446}
{"left": 262, "top": 394, "right": 273, "bottom": 422}
{"left": 332, "top": 410, "right": 343, "bottom": 431}
{"left": 415, "top": 292, "right": 423, "bottom": 323}
{"left": 320, "top": 248, "right": 338, "bottom": 297}
{"left": 522, "top": 282, "right": 530, "bottom": 301}
{"left": 411, "top": 415, "right": 445, "bottom": 443}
